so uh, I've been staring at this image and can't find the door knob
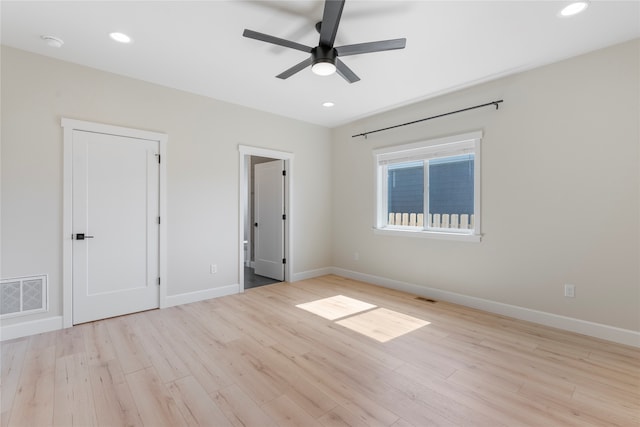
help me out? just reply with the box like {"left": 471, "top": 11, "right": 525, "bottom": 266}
{"left": 75, "top": 233, "right": 94, "bottom": 240}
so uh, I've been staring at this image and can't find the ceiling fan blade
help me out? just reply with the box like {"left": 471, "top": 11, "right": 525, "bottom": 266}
{"left": 243, "top": 29, "right": 312, "bottom": 53}
{"left": 335, "top": 38, "right": 406, "bottom": 57}
{"left": 336, "top": 59, "right": 360, "bottom": 83}
{"left": 276, "top": 57, "right": 314, "bottom": 79}
{"left": 319, "top": 0, "right": 345, "bottom": 47}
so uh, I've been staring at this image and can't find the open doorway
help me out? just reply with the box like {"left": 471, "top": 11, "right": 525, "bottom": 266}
{"left": 238, "top": 146, "right": 293, "bottom": 291}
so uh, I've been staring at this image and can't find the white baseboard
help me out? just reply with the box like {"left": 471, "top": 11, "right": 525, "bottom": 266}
{"left": 163, "top": 284, "right": 239, "bottom": 308}
{"left": 291, "top": 267, "right": 335, "bottom": 282}
{"left": 1, "top": 316, "right": 64, "bottom": 341}
{"left": 331, "top": 267, "right": 640, "bottom": 348}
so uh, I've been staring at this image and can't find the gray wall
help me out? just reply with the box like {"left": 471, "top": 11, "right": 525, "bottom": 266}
{"left": 331, "top": 40, "right": 639, "bottom": 332}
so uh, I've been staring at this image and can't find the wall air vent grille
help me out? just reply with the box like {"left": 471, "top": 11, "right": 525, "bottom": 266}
{"left": 0, "top": 275, "right": 48, "bottom": 318}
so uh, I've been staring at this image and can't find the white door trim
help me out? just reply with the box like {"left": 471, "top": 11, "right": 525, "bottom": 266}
{"left": 61, "top": 118, "right": 168, "bottom": 328}
{"left": 238, "top": 145, "right": 293, "bottom": 291}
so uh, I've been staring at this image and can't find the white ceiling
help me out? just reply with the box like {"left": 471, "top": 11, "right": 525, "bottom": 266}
{"left": 2, "top": 1, "right": 639, "bottom": 128}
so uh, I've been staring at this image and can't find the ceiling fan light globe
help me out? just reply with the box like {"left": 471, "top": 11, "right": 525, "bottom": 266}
{"left": 312, "top": 61, "right": 336, "bottom": 76}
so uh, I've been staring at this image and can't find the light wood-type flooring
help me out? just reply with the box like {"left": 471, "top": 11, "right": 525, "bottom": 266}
{"left": 2, "top": 275, "right": 639, "bottom": 426}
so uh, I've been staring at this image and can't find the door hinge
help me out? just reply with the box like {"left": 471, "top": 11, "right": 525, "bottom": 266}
{"left": 158, "top": 216, "right": 161, "bottom": 224}
{"left": 156, "top": 154, "right": 161, "bottom": 164}
{"left": 157, "top": 277, "right": 161, "bottom": 285}
{"left": 282, "top": 214, "right": 286, "bottom": 220}
{"left": 282, "top": 258, "right": 286, "bottom": 264}
{"left": 282, "top": 170, "right": 286, "bottom": 176}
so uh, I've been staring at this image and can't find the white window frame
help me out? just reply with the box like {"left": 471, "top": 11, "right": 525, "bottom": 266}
{"left": 373, "top": 131, "right": 482, "bottom": 242}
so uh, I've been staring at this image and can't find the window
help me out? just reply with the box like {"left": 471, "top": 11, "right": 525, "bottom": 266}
{"left": 373, "top": 131, "right": 482, "bottom": 241}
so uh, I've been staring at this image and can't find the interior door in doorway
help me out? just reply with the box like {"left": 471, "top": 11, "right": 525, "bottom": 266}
{"left": 254, "top": 159, "right": 285, "bottom": 281}
{"left": 72, "top": 130, "right": 160, "bottom": 324}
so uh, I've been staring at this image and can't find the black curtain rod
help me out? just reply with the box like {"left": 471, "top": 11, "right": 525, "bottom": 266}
{"left": 352, "top": 99, "right": 504, "bottom": 138}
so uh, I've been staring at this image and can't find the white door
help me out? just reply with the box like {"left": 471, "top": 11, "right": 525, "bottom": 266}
{"left": 72, "top": 130, "right": 160, "bottom": 324}
{"left": 254, "top": 160, "right": 285, "bottom": 281}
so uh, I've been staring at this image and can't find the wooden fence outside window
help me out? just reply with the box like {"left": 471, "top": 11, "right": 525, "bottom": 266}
{"left": 388, "top": 212, "right": 475, "bottom": 229}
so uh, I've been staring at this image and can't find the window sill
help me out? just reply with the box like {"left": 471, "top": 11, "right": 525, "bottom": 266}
{"left": 373, "top": 227, "right": 482, "bottom": 242}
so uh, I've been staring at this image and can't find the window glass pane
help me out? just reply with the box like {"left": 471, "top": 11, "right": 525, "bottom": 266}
{"left": 387, "top": 161, "right": 423, "bottom": 226}
{"left": 428, "top": 154, "right": 474, "bottom": 226}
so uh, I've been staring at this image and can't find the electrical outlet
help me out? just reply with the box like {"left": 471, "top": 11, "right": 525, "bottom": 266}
{"left": 564, "top": 284, "right": 575, "bottom": 298}
{"left": 210, "top": 264, "right": 217, "bottom": 274}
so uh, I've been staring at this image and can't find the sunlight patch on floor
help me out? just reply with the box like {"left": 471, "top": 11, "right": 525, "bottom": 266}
{"left": 336, "top": 307, "right": 430, "bottom": 343}
{"left": 295, "top": 295, "right": 377, "bottom": 320}
{"left": 296, "top": 295, "right": 430, "bottom": 342}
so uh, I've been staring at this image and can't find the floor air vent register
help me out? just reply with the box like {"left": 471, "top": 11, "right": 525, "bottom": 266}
{"left": 415, "top": 296, "right": 437, "bottom": 303}
{"left": 0, "top": 275, "right": 48, "bottom": 318}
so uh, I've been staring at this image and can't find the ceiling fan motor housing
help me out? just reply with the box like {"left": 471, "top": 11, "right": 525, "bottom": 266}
{"left": 312, "top": 45, "right": 337, "bottom": 66}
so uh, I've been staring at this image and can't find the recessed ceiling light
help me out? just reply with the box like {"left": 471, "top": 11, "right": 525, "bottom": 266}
{"left": 109, "top": 32, "right": 132, "bottom": 43}
{"left": 41, "top": 35, "right": 64, "bottom": 48}
{"left": 559, "top": 1, "right": 589, "bottom": 17}
{"left": 322, "top": 102, "right": 335, "bottom": 108}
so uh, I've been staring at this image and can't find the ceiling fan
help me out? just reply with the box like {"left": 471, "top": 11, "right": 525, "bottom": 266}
{"left": 242, "top": 0, "right": 406, "bottom": 83}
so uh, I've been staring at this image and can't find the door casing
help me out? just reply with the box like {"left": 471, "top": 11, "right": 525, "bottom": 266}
{"left": 239, "top": 145, "right": 293, "bottom": 291}
{"left": 62, "top": 118, "right": 168, "bottom": 328}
